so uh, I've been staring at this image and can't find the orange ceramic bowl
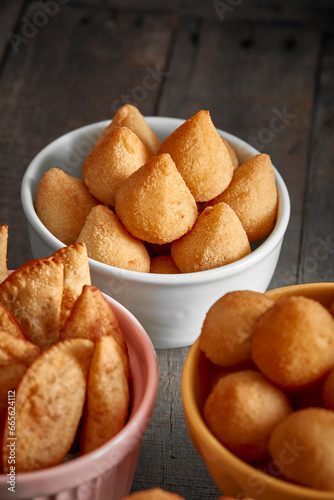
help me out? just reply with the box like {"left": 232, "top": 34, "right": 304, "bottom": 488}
{"left": 181, "top": 282, "right": 334, "bottom": 500}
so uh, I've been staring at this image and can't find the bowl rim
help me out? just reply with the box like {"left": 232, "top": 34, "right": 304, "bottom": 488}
{"left": 21, "top": 116, "right": 290, "bottom": 285}
{"left": 0, "top": 292, "right": 158, "bottom": 486}
{"left": 181, "top": 281, "right": 334, "bottom": 499}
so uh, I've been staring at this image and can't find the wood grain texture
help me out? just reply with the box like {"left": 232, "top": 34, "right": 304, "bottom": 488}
{"left": 0, "top": 0, "right": 26, "bottom": 62}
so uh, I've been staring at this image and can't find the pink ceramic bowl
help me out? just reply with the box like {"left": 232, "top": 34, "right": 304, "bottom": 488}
{"left": 0, "top": 293, "right": 158, "bottom": 500}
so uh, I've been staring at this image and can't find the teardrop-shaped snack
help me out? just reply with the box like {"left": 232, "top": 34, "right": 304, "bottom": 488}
{"left": 96, "top": 104, "right": 160, "bottom": 155}
{"left": 211, "top": 154, "right": 278, "bottom": 242}
{"left": 171, "top": 202, "right": 250, "bottom": 273}
{"left": 82, "top": 126, "right": 151, "bottom": 206}
{"left": 115, "top": 153, "right": 198, "bottom": 244}
{"left": 158, "top": 110, "right": 233, "bottom": 202}
{"left": 35, "top": 168, "right": 100, "bottom": 245}
{"left": 77, "top": 205, "right": 150, "bottom": 272}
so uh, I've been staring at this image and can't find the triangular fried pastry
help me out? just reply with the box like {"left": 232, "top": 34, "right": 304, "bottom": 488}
{"left": 0, "top": 256, "right": 64, "bottom": 350}
{"left": 83, "top": 126, "right": 151, "bottom": 206}
{"left": 171, "top": 202, "right": 251, "bottom": 273}
{"left": 115, "top": 153, "right": 198, "bottom": 244}
{"left": 158, "top": 110, "right": 233, "bottom": 201}
{"left": 60, "top": 284, "right": 127, "bottom": 355}
{"left": 0, "top": 302, "right": 26, "bottom": 339}
{"left": 2, "top": 338, "right": 93, "bottom": 472}
{"left": 53, "top": 243, "right": 91, "bottom": 328}
{"left": 0, "top": 330, "right": 40, "bottom": 410}
{"left": 211, "top": 154, "right": 278, "bottom": 241}
{"left": 97, "top": 104, "right": 160, "bottom": 155}
{"left": 77, "top": 205, "right": 150, "bottom": 272}
{"left": 0, "top": 225, "right": 8, "bottom": 284}
{"left": 80, "top": 335, "right": 130, "bottom": 454}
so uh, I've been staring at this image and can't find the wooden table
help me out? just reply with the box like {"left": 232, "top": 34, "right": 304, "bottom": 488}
{"left": 1, "top": 1, "right": 334, "bottom": 498}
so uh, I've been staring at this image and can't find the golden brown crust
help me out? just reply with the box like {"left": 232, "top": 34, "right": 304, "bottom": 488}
{"left": 158, "top": 110, "right": 233, "bottom": 202}
{"left": 35, "top": 168, "right": 100, "bottom": 245}
{"left": 0, "top": 225, "right": 8, "bottom": 284}
{"left": 221, "top": 137, "right": 239, "bottom": 170}
{"left": 171, "top": 203, "right": 250, "bottom": 273}
{"left": 150, "top": 255, "right": 180, "bottom": 274}
{"left": 0, "top": 302, "right": 27, "bottom": 339}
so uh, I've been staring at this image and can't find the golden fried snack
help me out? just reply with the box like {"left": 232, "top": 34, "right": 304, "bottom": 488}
{"left": 36, "top": 168, "right": 100, "bottom": 245}
{"left": 251, "top": 296, "right": 334, "bottom": 390}
{"left": 121, "top": 488, "right": 185, "bottom": 500}
{"left": 211, "top": 154, "right": 277, "bottom": 241}
{"left": 268, "top": 408, "right": 334, "bottom": 491}
{"left": 53, "top": 243, "right": 91, "bottom": 328}
{"left": 171, "top": 203, "right": 251, "bottom": 273}
{"left": 0, "top": 330, "right": 40, "bottom": 410}
{"left": 200, "top": 291, "right": 274, "bottom": 367}
{"left": 80, "top": 335, "right": 129, "bottom": 454}
{"left": 60, "top": 284, "right": 127, "bottom": 354}
{"left": 0, "top": 256, "right": 64, "bottom": 350}
{"left": 330, "top": 298, "right": 334, "bottom": 317}
{"left": 322, "top": 367, "right": 334, "bottom": 410}
{"left": 158, "top": 110, "right": 233, "bottom": 202}
{"left": 0, "top": 302, "right": 26, "bottom": 339}
{"left": 222, "top": 137, "right": 239, "bottom": 170}
{"left": 77, "top": 205, "right": 150, "bottom": 272}
{"left": 150, "top": 255, "right": 180, "bottom": 274}
{"left": 203, "top": 370, "right": 291, "bottom": 462}
{"left": 83, "top": 126, "right": 151, "bottom": 206}
{"left": 97, "top": 104, "right": 161, "bottom": 155}
{"left": 115, "top": 153, "right": 198, "bottom": 244}
{"left": 2, "top": 338, "right": 94, "bottom": 472}
{"left": 0, "top": 225, "right": 8, "bottom": 283}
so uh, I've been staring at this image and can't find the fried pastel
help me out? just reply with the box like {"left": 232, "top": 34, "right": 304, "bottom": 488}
{"left": 80, "top": 335, "right": 129, "bottom": 454}
{"left": 0, "top": 330, "right": 40, "bottom": 410}
{"left": 200, "top": 291, "right": 274, "bottom": 367}
{"left": 35, "top": 168, "right": 100, "bottom": 245}
{"left": 222, "top": 137, "right": 239, "bottom": 170}
{"left": 268, "top": 408, "right": 334, "bottom": 491}
{"left": 171, "top": 202, "right": 251, "bottom": 273}
{"left": 211, "top": 154, "right": 277, "bottom": 241}
{"left": 60, "top": 285, "right": 127, "bottom": 354}
{"left": 158, "top": 110, "right": 233, "bottom": 202}
{"left": 97, "top": 104, "right": 161, "bottom": 155}
{"left": 83, "top": 126, "right": 151, "bottom": 206}
{"left": 150, "top": 255, "right": 180, "bottom": 274}
{"left": 0, "top": 302, "right": 26, "bottom": 339}
{"left": 0, "top": 256, "right": 64, "bottom": 350}
{"left": 121, "top": 489, "right": 185, "bottom": 500}
{"left": 252, "top": 296, "right": 334, "bottom": 390}
{"left": 77, "top": 205, "right": 150, "bottom": 272}
{"left": 53, "top": 243, "right": 91, "bottom": 328}
{"left": 322, "top": 367, "right": 334, "bottom": 410}
{"left": 115, "top": 153, "right": 198, "bottom": 244}
{"left": 2, "top": 338, "right": 94, "bottom": 472}
{"left": 203, "top": 370, "right": 291, "bottom": 463}
{"left": 0, "top": 225, "right": 8, "bottom": 283}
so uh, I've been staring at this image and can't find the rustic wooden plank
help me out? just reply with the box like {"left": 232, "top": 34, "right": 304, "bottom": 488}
{"left": 158, "top": 18, "right": 321, "bottom": 290}
{"left": 299, "top": 36, "right": 334, "bottom": 283}
{"left": 0, "top": 0, "right": 25, "bottom": 61}
{"left": 0, "top": 1, "right": 174, "bottom": 269}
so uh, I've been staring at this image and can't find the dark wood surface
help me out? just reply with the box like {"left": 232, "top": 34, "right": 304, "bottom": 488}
{"left": 0, "top": 1, "right": 334, "bottom": 498}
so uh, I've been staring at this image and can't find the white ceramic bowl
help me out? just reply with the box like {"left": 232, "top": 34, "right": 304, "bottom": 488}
{"left": 21, "top": 117, "right": 290, "bottom": 349}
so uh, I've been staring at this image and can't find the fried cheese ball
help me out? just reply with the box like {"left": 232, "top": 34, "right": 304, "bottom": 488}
{"left": 322, "top": 367, "right": 334, "bottom": 410}
{"left": 252, "top": 296, "right": 334, "bottom": 390}
{"left": 268, "top": 408, "right": 334, "bottom": 491}
{"left": 158, "top": 110, "right": 233, "bottom": 202}
{"left": 35, "top": 168, "right": 99, "bottom": 245}
{"left": 203, "top": 370, "right": 291, "bottom": 463}
{"left": 82, "top": 126, "right": 151, "bottom": 206}
{"left": 97, "top": 104, "right": 161, "bottom": 155}
{"left": 115, "top": 153, "right": 198, "bottom": 245}
{"left": 200, "top": 291, "right": 274, "bottom": 367}
{"left": 121, "top": 489, "right": 185, "bottom": 500}
{"left": 222, "top": 137, "right": 239, "bottom": 170}
{"left": 150, "top": 255, "right": 180, "bottom": 274}
{"left": 171, "top": 203, "right": 251, "bottom": 273}
{"left": 211, "top": 154, "right": 277, "bottom": 241}
{"left": 76, "top": 205, "right": 150, "bottom": 272}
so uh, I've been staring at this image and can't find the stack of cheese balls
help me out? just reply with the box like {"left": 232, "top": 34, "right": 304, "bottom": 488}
{"left": 199, "top": 290, "right": 334, "bottom": 492}
{"left": 35, "top": 105, "right": 278, "bottom": 274}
